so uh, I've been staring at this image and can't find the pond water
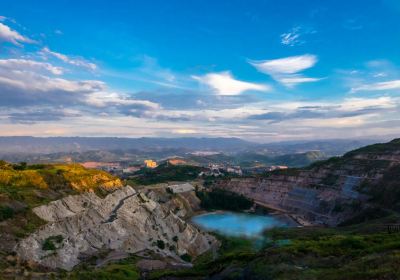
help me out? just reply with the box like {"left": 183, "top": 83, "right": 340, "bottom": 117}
{"left": 192, "top": 211, "right": 293, "bottom": 238}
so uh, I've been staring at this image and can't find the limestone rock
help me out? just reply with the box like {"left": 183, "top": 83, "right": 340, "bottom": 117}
{"left": 16, "top": 186, "right": 217, "bottom": 271}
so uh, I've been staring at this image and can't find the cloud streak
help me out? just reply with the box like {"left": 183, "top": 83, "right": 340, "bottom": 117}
{"left": 193, "top": 71, "right": 270, "bottom": 95}
{"left": 0, "top": 22, "right": 34, "bottom": 46}
{"left": 40, "top": 47, "right": 97, "bottom": 71}
{"left": 249, "top": 54, "right": 321, "bottom": 87}
{"left": 351, "top": 80, "right": 400, "bottom": 92}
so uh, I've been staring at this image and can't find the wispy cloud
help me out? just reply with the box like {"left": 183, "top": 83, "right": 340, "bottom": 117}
{"left": 351, "top": 80, "right": 400, "bottom": 93}
{"left": 280, "top": 25, "right": 316, "bottom": 46}
{"left": 0, "top": 59, "right": 63, "bottom": 75}
{"left": 40, "top": 47, "right": 97, "bottom": 71}
{"left": 249, "top": 54, "right": 321, "bottom": 87}
{"left": 192, "top": 71, "right": 270, "bottom": 95}
{"left": 0, "top": 22, "right": 35, "bottom": 46}
{"left": 280, "top": 26, "right": 302, "bottom": 46}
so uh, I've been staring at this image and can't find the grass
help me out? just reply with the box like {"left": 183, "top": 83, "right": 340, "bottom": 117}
{"left": 67, "top": 257, "right": 140, "bottom": 280}
{"left": 127, "top": 163, "right": 203, "bottom": 185}
{"left": 147, "top": 214, "right": 400, "bottom": 279}
{"left": 0, "top": 161, "right": 123, "bottom": 240}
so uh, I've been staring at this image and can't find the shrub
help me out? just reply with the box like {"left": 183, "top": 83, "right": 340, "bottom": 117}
{"left": 0, "top": 205, "right": 14, "bottom": 221}
{"left": 42, "top": 235, "right": 64, "bottom": 251}
{"left": 156, "top": 240, "right": 165, "bottom": 250}
{"left": 180, "top": 253, "right": 192, "bottom": 262}
{"left": 196, "top": 189, "right": 253, "bottom": 211}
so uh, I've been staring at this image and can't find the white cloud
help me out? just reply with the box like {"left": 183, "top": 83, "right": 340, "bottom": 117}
{"left": 249, "top": 54, "right": 320, "bottom": 87}
{"left": 0, "top": 22, "right": 34, "bottom": 46}
{"left": 280, "top": 26, "right": 302, "bottom": 46}
{"left": 192, "top": 71, "right": 270, "bottom": 95}
{"left": 40, "top": 47, "right": 97, "bottom": 71}
{"left": 86, "top": 91, "right": 160, "bottom": 109}
{"left": 250, "top": 54, "right": 317, "bottom": 74}
{"left": 278, "top": 76, "right": 322, "bottom": 86}
{"left": 0, "top": 59, "right": 63, "bottom": 75}
{"left": 339, "top": 97, "right": 396, "bottom": 111}
{"left": 351, "top": 80, "right": 400, "bottom": 92}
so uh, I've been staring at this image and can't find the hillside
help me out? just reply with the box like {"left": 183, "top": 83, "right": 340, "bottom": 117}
{"left": 0, "top": 161, "right": 122, "bottom": 253}
{"left": 214, "top": 138, "right": 400, "bottom": 226}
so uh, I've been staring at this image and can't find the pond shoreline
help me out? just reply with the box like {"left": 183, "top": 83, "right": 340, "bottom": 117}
{"left": 191, "top": 211, "right": 297, "bottom": 238}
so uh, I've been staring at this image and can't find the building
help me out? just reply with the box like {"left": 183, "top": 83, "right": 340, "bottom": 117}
{"left": 144, "top": 159, "right": 157, "bottom": 168}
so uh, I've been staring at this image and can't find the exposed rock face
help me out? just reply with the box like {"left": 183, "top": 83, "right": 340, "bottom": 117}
{"left": 16, "top": 186, "right": 217, "bottom": 271}
{"left": 215, "top": 141, "right": 400, "bottom": 226}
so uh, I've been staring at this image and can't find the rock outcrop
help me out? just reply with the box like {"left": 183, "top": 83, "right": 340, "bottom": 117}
{"left": 16, "top": 186, "right": 217, "bottom": 270}
{"left": 215, "top": 139, "right": 400, "bottom": 226}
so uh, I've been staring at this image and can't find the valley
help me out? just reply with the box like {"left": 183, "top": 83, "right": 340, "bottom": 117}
{"left": 0, "top": 139, "right": 400, "bottom": 279}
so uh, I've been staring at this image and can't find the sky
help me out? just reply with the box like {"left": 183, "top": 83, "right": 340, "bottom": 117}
{"left": 0, "top": 0, "right": 400, "bottom": 142}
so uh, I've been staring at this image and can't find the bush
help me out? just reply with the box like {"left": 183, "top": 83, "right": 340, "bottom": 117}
{"left": 0, "top": 205, "right": 14, "bottom": 221}
{"left": 42, "top": 235, "right": 64, "bottom": 251}
{"left": 196, "top": 189, "right": 253, "bottom": 211}
{"left": 180, "top": 253, "right": 192, "bottom": 262}
{"left": 156, "top": 240, "right": 165, "bottom": 250}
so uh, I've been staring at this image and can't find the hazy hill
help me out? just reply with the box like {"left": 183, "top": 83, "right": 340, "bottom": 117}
{"left": 0, "top": 137, "right": 256, "bottom": 154}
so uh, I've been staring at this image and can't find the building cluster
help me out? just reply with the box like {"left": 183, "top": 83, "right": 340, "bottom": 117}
{"left": 144, "top": 159, "right": 157, "bottom": 168}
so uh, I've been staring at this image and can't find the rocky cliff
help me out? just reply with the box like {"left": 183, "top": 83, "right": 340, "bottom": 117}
{"left": 16, "top": 186, "right": 217, "bottom": 271}
{"left": 215, "top": 139, "right": 400, "bottom": 226}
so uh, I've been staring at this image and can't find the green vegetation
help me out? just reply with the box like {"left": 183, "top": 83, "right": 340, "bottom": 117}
{"left": 67, "top": 256, "right": 140, "bottom": 280}
{"left": 196, "top": 189, "right": 253, "bottom": 211}
{"left": 42, "top": 235, "right": 64, "bottom": 251}
{"left": 149, "top": 215, "right": 400, "bottom": 280}
{"left": 0, "top": 205, "right": 14, "bottom": 221}
{"left": 156, "top": 239, "right": 165, "bottom": 250}
{"left": 362, "top": 164, "right": 400, "bottom": 211}
{"left": 0, "top": 161, "right": 122, "bottom": 240}
{"left": 180, "top": 253, "right": 192, "bottom": 262}
{"left": 127, "top": 163, "right": 203, "bottom": 185}
{"left": 344, "top": 138, "right": 400, "bottom": 157}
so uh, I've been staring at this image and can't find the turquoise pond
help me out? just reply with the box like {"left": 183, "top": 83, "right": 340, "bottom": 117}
{"left": 192, "top": 212, "right": 293, "bottom": 238}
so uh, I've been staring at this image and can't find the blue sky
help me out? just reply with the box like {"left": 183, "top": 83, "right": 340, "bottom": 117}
{"left": 0, "top": 0, "right": 400, "bottom": 142}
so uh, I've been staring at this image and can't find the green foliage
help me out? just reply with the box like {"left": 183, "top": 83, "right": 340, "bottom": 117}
{"left": 363, "top": 165, "right": 400, "bottom": 211}
{"left": 196, "top": 189, "right": 253, "bottom": 211}
{"left": 180, "top": 253, "right": 192, "bottom": 262}
{"left": 67, "top": 257, "right": 140, "bottom": 280}
{"left": 344, "top": 138, "right": 400, "bottom": 157}
{"left": 12, "top": 162, "right": 27, "bottom": 170}
{"left": 130, "top": 163, "right": 203, "bottom": 185}
{"left": 149, "top": 215, "right": 400, "bottom": 279}
{"left": 42, "top": 235, "right": 64, "bottom": 251}
{"left": 0, "top": 205, "right": 14, "bottom": 221}
{"left": 156, "top": 239, "right": 165, "bottom": 250}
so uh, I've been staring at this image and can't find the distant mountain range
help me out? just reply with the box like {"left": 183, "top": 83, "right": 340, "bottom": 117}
{"left": 0, "top": 136, "right": 383, "bottom": 155}
{"left": 0, "top": 136, "right": 254, "bottom": 154}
